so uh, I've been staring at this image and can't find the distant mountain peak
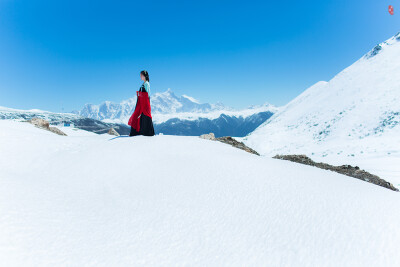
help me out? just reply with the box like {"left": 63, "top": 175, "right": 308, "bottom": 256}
{"left": 74, "top": 89, "right": 227, "bottom": 121}
{"left": 72, "top": 88, "right": 278, "bottom": 126}
{"left": 161, "top": 88, "right": 175, "bottom": 95}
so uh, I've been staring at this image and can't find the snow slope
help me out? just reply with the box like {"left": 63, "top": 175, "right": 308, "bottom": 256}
{"left": 1, "top": 120, "right": 400, "bottom": 266}
{"left": 242, "top": 32, "right": 400, "bottom": 185}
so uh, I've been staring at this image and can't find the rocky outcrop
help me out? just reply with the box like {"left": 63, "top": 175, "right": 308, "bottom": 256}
{"left": 216, "top": 136, "right": 260, "bottom": 156}
{"left": 29, "top": 117, "right": 50, "bottom": 129}
{"left": 200, "top": 133, "right": 260, "bottom": 156}
{"left": 48, "top": 126, "right": 67, "bottom": 136}
{"left": 28, "top": 117, "right": 67, "bottom": 136}
{"left": 273, "top": 154, "right": 398, "bottom": 191}
{"left": 199, "top": 133, "right": 216, "bottom": 140}
{"left": 108, "top": 128, "right": 120, "bottom": 136}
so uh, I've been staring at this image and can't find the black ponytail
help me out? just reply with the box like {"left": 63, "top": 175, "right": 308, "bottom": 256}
{"left": 141, "top": 70, "right": 150, "bottom": 82}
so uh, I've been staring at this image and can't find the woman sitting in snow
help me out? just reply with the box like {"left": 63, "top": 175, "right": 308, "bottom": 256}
{"left": 128, "top": 70, "right": 155, "bottom": 136}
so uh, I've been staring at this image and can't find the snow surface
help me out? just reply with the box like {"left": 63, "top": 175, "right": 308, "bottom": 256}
{"left": 57, "top": 125, "right": 99, "bottom": 137}
{"left": 1, "top": 120, "right": 400, "bottom": 266}
{"left": 182, "top": 94, "right": 200, "bottom": 104}
{"left": 243, "top": 32, "right": 400, "bottom": 186}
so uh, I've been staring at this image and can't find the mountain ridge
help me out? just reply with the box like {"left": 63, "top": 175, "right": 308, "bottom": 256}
{"left": 71, "top": 89, "right": 279, "bottom": 137}
{"left": 73, "top": 88, "right": 277, "bottom": 123}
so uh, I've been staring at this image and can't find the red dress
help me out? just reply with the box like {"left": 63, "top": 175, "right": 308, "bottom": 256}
{"left": 128, "top": 90, "right": 155, "bottom": 136}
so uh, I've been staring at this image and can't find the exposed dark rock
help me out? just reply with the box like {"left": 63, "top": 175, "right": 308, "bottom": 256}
{"left": 365, "top": 44, "right": 382, "bottom": 59}
{"left": 273, "top": 154, "right": 398, "bottom": 191}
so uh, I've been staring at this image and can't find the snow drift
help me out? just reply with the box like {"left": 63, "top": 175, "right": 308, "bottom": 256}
{"left": 1, "top": 120, "right": 400, "bottom": 266}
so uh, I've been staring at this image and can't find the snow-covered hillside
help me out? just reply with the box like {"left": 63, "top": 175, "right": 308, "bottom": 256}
{"left": 243, "top": 32, "right": 400, "bottom": 184}
{"left": 1, "top": 120, "right": 400, "bottom": 266}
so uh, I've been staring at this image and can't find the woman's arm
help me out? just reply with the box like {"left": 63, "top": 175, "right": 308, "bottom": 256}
{"left": 144, "top": 81, "right": 150, "bottom": 94}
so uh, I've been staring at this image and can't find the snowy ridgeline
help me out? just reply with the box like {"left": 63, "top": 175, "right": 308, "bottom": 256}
{"left": 1, "top": 120, "right": 400, "bottom": 266}
{"left": 70, "top": 89, "right": 279, "bottom": 137}
{"left": 0, "top": 106, "right": 131, "bottom": 135}
{"left": 73, "top": 88, "right": 279, "bottom": 124}
{"left": 242, "top": 32, "right": 400, "bottom": 185}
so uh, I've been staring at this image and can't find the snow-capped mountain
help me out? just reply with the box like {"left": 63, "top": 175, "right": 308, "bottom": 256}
{"left": 243, "top": 32, "right": 400, "bottom": 161}
{"left": 74, "top": 88, "right": 227, "bottom": 122}
{"left": 151, "top": 88, "right": 227, "bottom": 114}
{"left": 74, "top": 89, "right": 279, "bottom": 137}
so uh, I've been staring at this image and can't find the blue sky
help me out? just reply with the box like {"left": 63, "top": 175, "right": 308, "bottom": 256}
{"left": 0, "top": 0, "right": 399, "bottom": 112}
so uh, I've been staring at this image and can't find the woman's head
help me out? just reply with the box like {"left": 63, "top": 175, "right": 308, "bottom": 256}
{"left": 140, "top": 70, "right": 150, "bottom": 82}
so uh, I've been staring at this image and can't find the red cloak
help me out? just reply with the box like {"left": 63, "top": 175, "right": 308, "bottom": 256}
{"left": 128, "top": 91, "right": 152, "bottom": 132}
